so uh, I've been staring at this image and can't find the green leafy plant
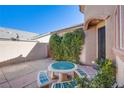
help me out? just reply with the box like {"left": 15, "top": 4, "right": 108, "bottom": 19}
{"left": 49, "top": 28, "right": 85, "bottom": 63}
{"left": 74, "top": 59, "right": 116, "bottom": 88}
{"left": 75, "top": 76, "right": 90, "bottom": 88}
{"left": 49, "top": 34, "right": 63, "bottom": 60}
{"left": 89, "top": 59, "right": 116, "bottom": 88}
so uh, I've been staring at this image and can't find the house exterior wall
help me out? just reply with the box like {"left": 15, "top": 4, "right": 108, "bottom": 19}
{"left": 83, "top": 5, "right": 116, "bottom": 21}
{"left": 105, "top": 15, "right": 116, "bottom": 60}
{"left": 81, "top": 5, "right": 124, "bottom": 86}
{"left": 122, "top": 8, "right": 124, "bottom": 48}
{"left": 80, "top": 27, "right": 97, "bottom": 65}
{"left": 0, "top": 40, "right": 48, "bottom": 66}
{"left": 113, "top": 6, "right": 124, "bottom": 87}
{"left": 116, "top": 53, "right": 124, "bottom": 87}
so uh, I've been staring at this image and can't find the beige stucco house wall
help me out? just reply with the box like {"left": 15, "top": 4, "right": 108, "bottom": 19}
{"left": 80, "top": 27, "right": 96, "bottom": 64}
{"left": 80, "top": 5, "right": 124, "bottom": 87}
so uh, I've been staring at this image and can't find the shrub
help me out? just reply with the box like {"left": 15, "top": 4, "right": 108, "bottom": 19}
{"left": 75, "top": 59, "right": 116, "bottom": 88}
{"left": 89, "top": 59, "right": 116, "bottom": 88}
{"left": 49, "top": 28, "right": 85, "bottom": 63}
{"left": 75, "top": 76, "right": 90, "bottom": 88}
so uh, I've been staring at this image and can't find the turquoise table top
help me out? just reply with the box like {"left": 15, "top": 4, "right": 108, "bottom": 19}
{"left": 52, "top": 61, "right": 75, "bottom": 70}
{"left": 48, "top": 61, "right": 77, "bottom": 73}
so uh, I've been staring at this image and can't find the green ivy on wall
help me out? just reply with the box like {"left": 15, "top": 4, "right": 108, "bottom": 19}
{"left": 49, "top": 28, "right": 85, "bottom": 64}
{"left": 49, "top": 34, "right": 63, "bottom": 60}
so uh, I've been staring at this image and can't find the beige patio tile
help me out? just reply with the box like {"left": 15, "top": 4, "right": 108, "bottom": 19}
{"left": 0, "top": 82, "right": 10, "bottom": 88}
{"left": 1, "top": 63, "right": 36, "bottom": 81}
{"left": 9, "top": 71, "right": 38, "bottom": 88}
{"left": 0, "top": 69, "right": 7, "bottom": 84}
{"left": 27, "top": 59, "right": 54, "bottom": 71}
{"left": 24, "top": 81, "right": 37, "bottom": 88}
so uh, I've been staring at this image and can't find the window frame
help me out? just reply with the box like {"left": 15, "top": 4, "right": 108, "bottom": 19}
{"left": 119, "top": 5, "right": 124, "bottom": 50}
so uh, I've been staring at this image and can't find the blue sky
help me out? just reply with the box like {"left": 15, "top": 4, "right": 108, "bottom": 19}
{"left": 0, "top": 5, "right": 84, "bottom": 34}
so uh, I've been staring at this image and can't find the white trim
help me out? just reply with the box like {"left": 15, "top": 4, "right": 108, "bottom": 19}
{"left": 48, "top": 62, "right": 78, "bottom": 73}
{"left": 119, "top": 5, "right": 124, "bottom": 50}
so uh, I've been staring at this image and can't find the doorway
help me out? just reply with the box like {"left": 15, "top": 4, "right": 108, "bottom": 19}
{"left": 98, "top": 26, "right": 106, "bottom": 60}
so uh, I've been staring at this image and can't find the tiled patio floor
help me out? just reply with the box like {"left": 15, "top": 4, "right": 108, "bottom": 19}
{"left": 0, "top": 58, "right": 97, "bottom": 88}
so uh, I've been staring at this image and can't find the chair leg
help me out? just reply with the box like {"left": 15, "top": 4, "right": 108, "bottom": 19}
{"left": 71, "top": 72, "right": 75, "bottom": 78}
{"left": 74, "top": 72, "right": 78, "bottom": 78}
{"left": 42, "top": 84, "right": 50, "bottom": 88}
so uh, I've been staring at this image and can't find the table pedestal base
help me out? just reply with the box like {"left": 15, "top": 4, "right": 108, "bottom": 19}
{"left": 59, "top": 73, "right": 68, "bottom": 82}
{"left": 50, "top": 72, "right": 57, "bottom": 79}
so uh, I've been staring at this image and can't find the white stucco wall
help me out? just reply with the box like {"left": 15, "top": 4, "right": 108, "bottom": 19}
{"left": 0, "top": 40, "right": 48, "bottom": 63}
{"left": 37, "top": 35, "right": 51, "bottom": 43}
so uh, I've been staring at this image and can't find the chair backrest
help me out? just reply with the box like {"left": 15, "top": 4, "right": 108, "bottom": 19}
{"left": 52, "top": 80, "right": 77, "bottom": 88}
{"left": 38, "top": 71, "right": 50, "bottom": 86}
{"left": 75, "top": 69, "right": 87, "bottom": 78}
{"left": 52, "top": 83, "right": 63, "bottom": 88}
{"left": 69, "top": 80, "right": 77, "bottom": 87}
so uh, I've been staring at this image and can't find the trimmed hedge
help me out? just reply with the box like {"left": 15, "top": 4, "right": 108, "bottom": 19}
{"left": 49, "top": 28, "right": 85, "bottom": 63}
